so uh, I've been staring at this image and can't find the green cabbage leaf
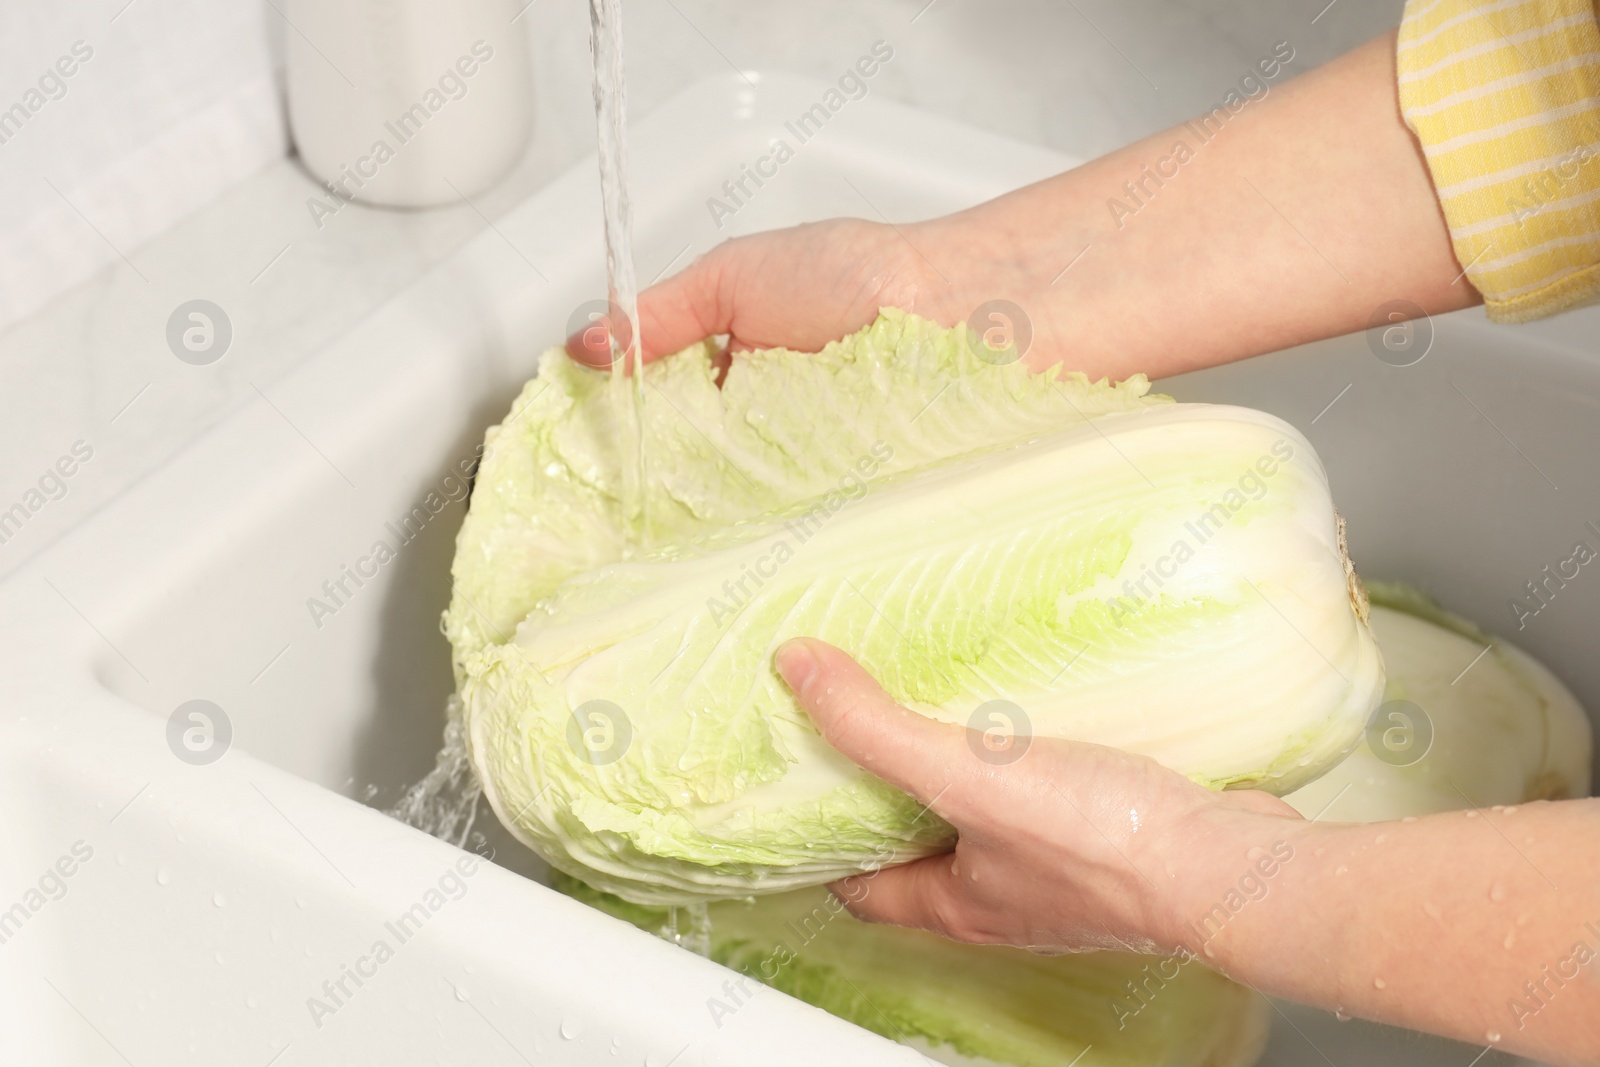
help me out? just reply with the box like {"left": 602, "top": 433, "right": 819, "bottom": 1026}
{"left": 557, "top": 874, "right": 1269, "bottom": 1067}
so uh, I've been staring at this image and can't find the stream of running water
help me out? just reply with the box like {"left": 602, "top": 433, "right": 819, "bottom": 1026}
{"left": 589, "top": 0, "right": 648, "bottom": 546}
{"left": 391, "top": 1, "right": 717, "bottom": 956}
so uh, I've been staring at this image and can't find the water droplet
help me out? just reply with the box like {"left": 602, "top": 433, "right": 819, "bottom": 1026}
{"left": 212, "top": 892, "right": 226, "bottom": 908}
{"left": 1486, "top": 1030, "right": 1501, "bottom": 1043}
{"left": 245, "top": 995, "right": 259, "bottom": 1009}
{"left": 1374, "top": 833, "right": 1388, "bottom": 845}
{"left": 1422, "top": 901, "right": 1442, "bottom": 921}
{"left": 560, "top": 1018, "right": 581, "bottom": 1041}
{"left": 1373, "top": 977, "right": 1386, "bottom": 990}
{"left": 1465, "top": 810, "right": 1479, "bottom": 818}
{"left": 1489, "top": 881, "right": 1507, "bottom": 903}
{"left": 1202, "top": 944, "right": 1215, "bottom": 958}
{"left": 1503, "top": 931, "right": 1516, "bottom": 950}
{"left": 213, "top": 950, "right": 224, "bottom": 964}
{"left": 1516, "top": 913, "right": 1532, "bottom": 927}
{"left": 1400, "top": 815, "right": 1418, "bottom": 823}
{"left": 1334, "top": 865, "right": 1348, "bottom": 876}
{"left": 294, "top": 894, "right": 308, "bottom": 910}
{"left": 155, "top": 867, "right": 171, "bottom": 886}
{"left": 115, "top": 852, "right": 127, "bottom": 866}
{"left": 454, "top": 985, "right": 470, "bottom": 1002}
{"left": 1334, "top": 1008, "right": 1351, "bottom": 1022}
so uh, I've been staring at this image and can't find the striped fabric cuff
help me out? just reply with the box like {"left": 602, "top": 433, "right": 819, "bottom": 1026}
{"left": 1398, "top": 0, "right": 1600, "bottom": 323}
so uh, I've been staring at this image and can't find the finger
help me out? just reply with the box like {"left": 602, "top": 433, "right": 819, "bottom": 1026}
{"left": 636, "top": 250, "right": 733, "bottom": 361}
{"left": 1223, "top": 787, "right": 1304, "bottom": 819}
{"left": 775, "top": 638, "right": 975, "bottom": 812}
{"left": 565, "top": 247, "right": 734, "bottom": 368}
{"left": 564, "top": 313, "right": 617, "bottom": 369}
{"left": 829, "top": 852, "right": 978, "bottom": 940}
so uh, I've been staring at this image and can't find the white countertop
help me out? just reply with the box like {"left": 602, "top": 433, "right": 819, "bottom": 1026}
{"left": 0, "top": 0, "right": 1406, "bottom": 578}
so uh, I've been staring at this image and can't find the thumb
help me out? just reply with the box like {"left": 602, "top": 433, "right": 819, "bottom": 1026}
{"left": 565, "top": 248, "right": 732, "bottom": 368}
{"left": 774, "top": 638, "right": 975, "bottom": 816}
{"left": 1223, "top": 788, "right": 1305, "bottom": 819}
{"left": 828, "top": 851, "right": 972, "bottom": 937}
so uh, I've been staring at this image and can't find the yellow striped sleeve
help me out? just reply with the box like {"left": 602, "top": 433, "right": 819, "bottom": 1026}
{"left": 1397, "top": 0, "right": 1600, "bottom": 323}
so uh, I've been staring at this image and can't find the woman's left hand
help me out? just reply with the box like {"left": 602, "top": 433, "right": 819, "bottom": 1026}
{"left": 773, "top": 637, "right": 1307, "bottom": 956}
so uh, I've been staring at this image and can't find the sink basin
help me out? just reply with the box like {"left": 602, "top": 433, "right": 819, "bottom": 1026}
{"left": 1, "top": 70, "right": 1588, "bottom": 1066}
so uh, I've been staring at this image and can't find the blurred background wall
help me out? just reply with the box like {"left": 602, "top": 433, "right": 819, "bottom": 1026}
{"left": 0, "top": 0, "right": 1402, "bottom": 333}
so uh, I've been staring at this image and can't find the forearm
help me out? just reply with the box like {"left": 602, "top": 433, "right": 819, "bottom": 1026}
{"left": 1173, "top": 800, "right": 1600, "bottom": 1064}
{"left": 922, "top": 30, "right": 1475, "bottom": 380}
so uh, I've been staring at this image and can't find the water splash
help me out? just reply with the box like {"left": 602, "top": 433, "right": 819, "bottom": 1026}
{"left": 386, "top": 695, "right": 484, "bottom": 848}
{"left": 680, "top": 902, "right": 713, "bottom": 957}
{"left": 656, "top": 902, "right": 714, "bottom": 958}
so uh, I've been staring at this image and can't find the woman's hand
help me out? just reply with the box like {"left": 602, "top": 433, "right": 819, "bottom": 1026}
{"left": 567, "top": 217, "right": 1021, "bottom": 368}
{"left": 773, "top": 636, "right": 1307, "bottom": 957}
{"left": 568, "top": 220, "right": 907, "bottom": 364}
{"left": 776, "top": 637, "right": 1600, "bottom": 1065}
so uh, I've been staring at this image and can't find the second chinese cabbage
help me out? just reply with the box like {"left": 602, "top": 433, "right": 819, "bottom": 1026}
{"left": 1286, "top": 581, "right": 1591, "bottom": 821}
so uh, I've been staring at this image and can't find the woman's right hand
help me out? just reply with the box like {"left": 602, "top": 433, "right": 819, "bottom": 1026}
{"left": 567, "top": 218, "right": 961, "bottom": 367}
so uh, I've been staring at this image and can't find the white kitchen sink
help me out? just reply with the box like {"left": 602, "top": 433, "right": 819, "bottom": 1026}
{"left": 1, "top": 71, "right": 1589, "bottom": 1066}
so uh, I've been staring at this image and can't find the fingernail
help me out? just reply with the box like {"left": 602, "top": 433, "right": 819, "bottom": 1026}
{"left": 775, "top": 639, "right": 818, "bottom": 691}
{"left": 564, "top": 326, "right": 613, "bottom": 368}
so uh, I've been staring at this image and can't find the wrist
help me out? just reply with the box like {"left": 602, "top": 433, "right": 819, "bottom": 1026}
{"left": 1147, "top": 802, "right": 1321, "bottom": 957}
